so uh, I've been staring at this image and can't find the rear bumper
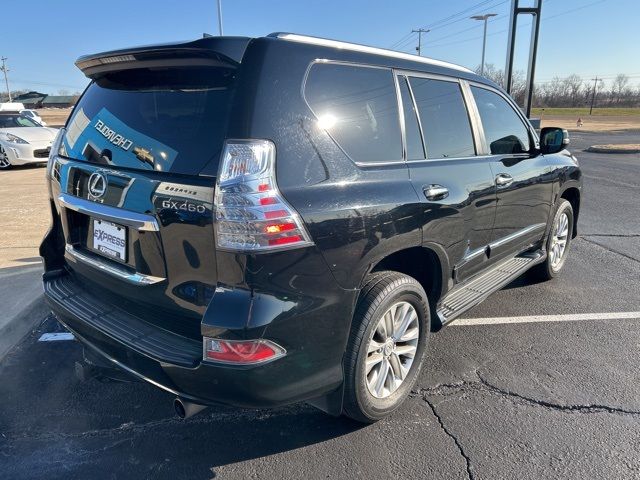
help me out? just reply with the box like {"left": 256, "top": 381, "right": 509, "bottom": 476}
{"left": 43, "top": 270, "right": 352, "bottom": 409}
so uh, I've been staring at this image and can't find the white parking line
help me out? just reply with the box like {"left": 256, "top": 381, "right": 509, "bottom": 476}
{"left": 38, "top": 332, "right": 75, "bottom": 342}
{"left": 452, "top": 311, "right": 640, "bottom": 326}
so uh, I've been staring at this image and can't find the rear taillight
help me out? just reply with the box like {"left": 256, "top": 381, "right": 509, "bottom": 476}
{"left": 214, "top": 140, "right": 313, "bottom": 252}
{"left": 203, "top": 338, "right": 286, "bottom": 365}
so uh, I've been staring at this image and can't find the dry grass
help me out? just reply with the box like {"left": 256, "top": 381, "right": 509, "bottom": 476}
{"left": 37, "top": 108, "right": 73, "bottom": 128}
{"left": 0, "top": 166, "right": 50, "bottom": 268}
{"left": 540, "top": 114, "right": 640, "bottom": 132}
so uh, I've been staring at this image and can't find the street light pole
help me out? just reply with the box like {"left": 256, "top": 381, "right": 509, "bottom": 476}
{"left": 217, "top": 0, "right": 223, "bottom": 36}
{"left": 470, "top": 14, "right": 497, "bottom": 76}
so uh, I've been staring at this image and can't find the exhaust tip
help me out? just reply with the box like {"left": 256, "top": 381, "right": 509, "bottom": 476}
{"left": 174, "top": 397, "right": 207, "bottom": 419}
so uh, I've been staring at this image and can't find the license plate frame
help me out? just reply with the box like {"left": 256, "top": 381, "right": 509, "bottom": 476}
{"left": 90, "top": 219, "right": 127, "bottom": 262}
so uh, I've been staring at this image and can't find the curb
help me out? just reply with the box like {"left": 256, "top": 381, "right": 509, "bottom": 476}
{"left": 586, "top": 146, "right": 640, "bottom": 154}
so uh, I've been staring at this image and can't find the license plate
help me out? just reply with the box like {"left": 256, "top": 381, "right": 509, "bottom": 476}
{"left": 92, "top": 219, "right": 127, "bottom": 261}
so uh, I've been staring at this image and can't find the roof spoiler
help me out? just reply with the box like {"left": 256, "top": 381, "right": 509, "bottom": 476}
{"left": 75, "top": 37, "right": 252, "bottom": 79}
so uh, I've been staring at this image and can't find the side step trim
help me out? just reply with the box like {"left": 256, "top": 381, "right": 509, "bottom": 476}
{"left": 437, "top": 250, "right": 546, "bottom": 325}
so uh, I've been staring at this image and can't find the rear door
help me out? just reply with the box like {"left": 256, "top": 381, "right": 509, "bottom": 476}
{"left": 468, "top": 84, "right": 553, "bottom": 261}
{"left": 53, "top": 60, "right": 237, "bottom": 338}
{"left": 398, "top": 72, "right": 497, "bottom": 283}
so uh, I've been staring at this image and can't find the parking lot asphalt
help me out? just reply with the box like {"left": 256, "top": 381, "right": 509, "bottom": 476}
{"left": 0, "top": 130, "right": 639, "bottom": 479}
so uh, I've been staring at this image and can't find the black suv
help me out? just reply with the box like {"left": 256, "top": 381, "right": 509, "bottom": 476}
{"left": 41, "top": 33, "right": 582, "bottom": 423}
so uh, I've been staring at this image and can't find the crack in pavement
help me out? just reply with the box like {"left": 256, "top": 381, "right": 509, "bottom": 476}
{"left": 423, "top": 397, "right": 475, "bottom": 480}
{"left": 418, "top": 374, "right": 640, "bottom": 417}
{"left": 579, "top": 237, "right": 640, "bottom": 264}
{"left": 413, "top": 370, "right": 640, "bottom": 480}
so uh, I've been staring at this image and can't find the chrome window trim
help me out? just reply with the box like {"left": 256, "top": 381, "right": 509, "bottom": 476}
{"left": 392, "top": 70, "right": 408, "bottom": 162}
{"left": 301, "top": 59, "right": 405, "bottom": 167}
{"left": 460, "top": 80, "right": 487, "bottom": 155}
{"left": 58, "top": 193, "right": 159, "bottom": 232}
{"left": 396, "top": 73, "right": 427, "bottom": 160}
{"left": 404, "top": 154, "right": 494, "bottom": 166}
{"left": 65, "top": 245, "right": 165, "bottom": 285}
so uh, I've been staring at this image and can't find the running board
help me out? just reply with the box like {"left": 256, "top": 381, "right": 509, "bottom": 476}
{"left": 437, "top": 250, "right": 546, "bottom": 326}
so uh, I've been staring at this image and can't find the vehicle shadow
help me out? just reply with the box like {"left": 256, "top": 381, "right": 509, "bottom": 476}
{"left": 145, "top": 404, "right": 365, "bottom": 477}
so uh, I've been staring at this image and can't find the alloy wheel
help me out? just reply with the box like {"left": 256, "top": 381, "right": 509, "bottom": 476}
{"left": 365, "top": 301, "right": 419, "bottom": 399}
{"left": 549, "top": 212, "right": 569, "bottom": 269}
{"left": 0, "top": 146, "right": 10, "bottom": 169}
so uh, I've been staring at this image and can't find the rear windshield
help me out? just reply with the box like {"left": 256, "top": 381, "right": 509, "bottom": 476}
{"left": 62, "top": 66, "right": 236, "bottom": 174}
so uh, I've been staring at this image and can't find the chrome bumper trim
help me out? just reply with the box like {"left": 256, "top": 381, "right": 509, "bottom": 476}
{"left": 58, "top": 193, "right": 159, "bottom": 232}
{"left": 65, "top": 245, "right": 165, "bottom": 285}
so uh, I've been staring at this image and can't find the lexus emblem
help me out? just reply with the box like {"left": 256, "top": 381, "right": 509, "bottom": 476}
{"left": 88, "top": 172, "right": 107, "bottom": 199}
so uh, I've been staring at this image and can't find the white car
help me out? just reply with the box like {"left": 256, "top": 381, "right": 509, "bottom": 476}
{"left": 20, "top": 109, "right": 47, "bottom": 126}
{"left": 0, "top": 111, "right": 59, "bottom": 169}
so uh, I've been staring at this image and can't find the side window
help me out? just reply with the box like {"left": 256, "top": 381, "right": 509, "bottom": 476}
{"left": 409, "top": 77, "right": 476, "bottom": 159}
{"left": 471, "top": 86, "right": 531, "bottom": 155}
{"left": 304, "top": 63, "right": 402, "bottom": 163}
{"left": 398, "top": 76, "right": 425, "bottom": 160}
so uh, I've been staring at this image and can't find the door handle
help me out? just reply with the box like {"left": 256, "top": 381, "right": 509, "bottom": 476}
{"left": 423, "top": 184, "right": 449, "bottom": 201}
{"left": 495, "top": 173, "right": 514, "bottom": 187}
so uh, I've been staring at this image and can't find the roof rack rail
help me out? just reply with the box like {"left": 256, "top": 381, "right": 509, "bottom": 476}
{"left": 270, "top": 32, "right": 473, "bottom": 74}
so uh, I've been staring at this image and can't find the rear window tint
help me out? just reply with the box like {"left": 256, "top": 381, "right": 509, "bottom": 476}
{"left": 62, "top": 67, "right": 235, "bottom": 174}
{"left": 409, "top": 77, "right": 476, "bottom": 159}
{"left": 304, "top": 63, "right": 402, "bottom": 163}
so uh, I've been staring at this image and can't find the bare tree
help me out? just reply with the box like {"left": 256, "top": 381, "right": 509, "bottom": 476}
{"left": 611, "top": 74, "right": 631, "bottom": 104}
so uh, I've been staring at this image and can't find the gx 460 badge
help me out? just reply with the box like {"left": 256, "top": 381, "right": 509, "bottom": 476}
{"left": 161, "top": 199, "right": 207, "bottom": 214}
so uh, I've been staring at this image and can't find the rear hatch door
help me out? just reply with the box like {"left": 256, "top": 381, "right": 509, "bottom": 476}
{"left": 54, "top": 42, "right": 246, "bottom": 338}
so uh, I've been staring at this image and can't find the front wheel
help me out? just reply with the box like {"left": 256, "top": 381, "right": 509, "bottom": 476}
{"left": 0, "top": 145, "right": 12, "bottom": 169}
{"left": 531, "top": 199, "right": 574, "bottom": 281}
{"left": 342, "top": 271, "right": 430, "bottom": 423}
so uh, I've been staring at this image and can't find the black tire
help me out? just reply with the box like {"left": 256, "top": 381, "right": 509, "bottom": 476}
{"left": 342, "top": 271, "right": 430, "bottom": 423}
{"left": 531, "top": 199, "right": 574, "bottom": 281}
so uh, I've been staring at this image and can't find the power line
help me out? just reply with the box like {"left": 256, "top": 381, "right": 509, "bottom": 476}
{"left": 11, "top": 78, "right": 87, "bottom": 90}
{"left": 393, "top": 0, "right": 510, "bottom": 52}
{"left": 428, "top": 0, "right": 608, "bottom": 49}
{"left": 388, "top": 0, "right": 507, "bottom": 49}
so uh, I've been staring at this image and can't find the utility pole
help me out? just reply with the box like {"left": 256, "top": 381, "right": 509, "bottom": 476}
{"left": 217, "top": 0, "right": 223, "bottom": 36}
{"left": 470, "top": 14, "right": 497, "bottom": 76}
{"left": 0, "top": 57, "right": 11, "bottom": 102}
{"left": 589, "top": 77, "right": 598, "bottom": 115}
{"left": 411, "top": 28, "right": 430, "bottom": 56}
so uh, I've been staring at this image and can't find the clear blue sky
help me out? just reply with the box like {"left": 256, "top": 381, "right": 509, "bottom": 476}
{"left": 4, "top": 0, "right": 639, "bottom": 94}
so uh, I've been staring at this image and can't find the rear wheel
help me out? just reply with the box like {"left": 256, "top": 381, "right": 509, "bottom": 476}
{"left": 342, "top": 271, "right": 430, "bottom": 423}
{"left": 0, "top": 146, "right": 12, "bottom": 169}
{"left": 531, "top": 199, "right": 574, "bottom": 281}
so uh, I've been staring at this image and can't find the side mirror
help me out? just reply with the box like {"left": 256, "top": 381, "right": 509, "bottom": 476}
{"left": 540, "top": 127, "right": 570, "bottom": 154}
